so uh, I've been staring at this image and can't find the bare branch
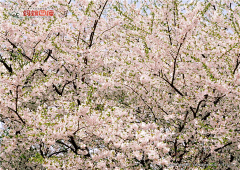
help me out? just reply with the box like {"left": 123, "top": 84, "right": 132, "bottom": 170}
{"left": 214, "top": 142, "right": 232, "bottom": 152}
{"left": 88, "top": 0, "right": 109, "bottom": 48}
{"left": 0, "top": 55, "right": 13, "bottom": 73}
{"left": 44, "top": 49, "right": 52, "bottom": 62}
{"left": 190, "top": 99, "right": 205, "bottom": 119}
{"left": 77, "top": 30, "right": 81, "bottom": 46}
{"left": 202, "top": 112, "right": 211, "bottom": 120}
{"left": 160, "top": 69, "right": 184, "bottom": 96}
{"left": 8, "top": 86, "right": 26, "bottom": 124}
{"left": 179, "top": 111, "right": 189, "bottom": 132}
{"left": 233, "top": 54, "right": 240, "bottom": 74}
{"left": 7, "top": 39, "right": 32, "bottom": 62}
{"left": 124, "top": 84, "right": 157, "bottom": 122}
{"left": 56, "top": 140, "right": 75, "bottom": 152}
{"left": 213, "top": 94, "right": 226, "bottom": 105}
{"left": 48, "top": 150, "right": 68, "bottom": 158}
{"left": 52, "top": 81, "right": 72, "bottom": 96}
{"left": 39, "top": 142, "right": 45, "bottom": 158}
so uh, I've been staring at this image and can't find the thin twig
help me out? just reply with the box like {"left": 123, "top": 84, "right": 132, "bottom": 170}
{"left": 88, "top": 0, "right": 109, "bottom": 48}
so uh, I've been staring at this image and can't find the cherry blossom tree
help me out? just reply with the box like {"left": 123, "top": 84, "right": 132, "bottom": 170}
{"left": 0, "top": 0, "right": 240, "bottom": 169}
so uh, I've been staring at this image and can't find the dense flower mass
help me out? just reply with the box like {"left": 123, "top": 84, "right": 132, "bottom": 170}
{"left": 0, "top": 0, "right": 240, "bottom": 169}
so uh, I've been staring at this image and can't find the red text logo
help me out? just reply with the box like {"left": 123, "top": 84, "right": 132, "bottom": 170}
{"left": 23, "top": 10, "right": 54, "bottom": 17}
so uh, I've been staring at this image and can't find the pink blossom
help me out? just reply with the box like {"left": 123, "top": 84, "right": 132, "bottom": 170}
{"left": 156, "top": 142, "right": 165, "bottom": 149}
{"left": 140, "top": 74, "right": 151, "bottom": 84}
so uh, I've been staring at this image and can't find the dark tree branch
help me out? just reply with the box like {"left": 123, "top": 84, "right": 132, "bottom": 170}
{"left": 83, "top": 147, "right": 91, "bottom": 158}
{"left": 202, "top": 112, "right": 211, "bottom": 120}
{"left": 73, "top": 82, "right": 78, "bottom": 91}
{"left": 0, "top": 55, "right": 13, "bottom": 73}
{"left": 48, "top": 150, "right": 68, "bottom": 158}
{"left": 96, "top": 25, "right": 116, "bottom": 40}
{"left": 77, "top": 99, "right": 81, "bottom": 106}
{"left": 138, "top": 151, "right": 151, "bottom": 169}
{"left": 124, "top": 84, "right": 157, "bottom": 122}
{"left": 8, "top": 86, "right": 25, "bottom": 124}
{"left": 24, "top": 68, "right": 47, "bottom": 84}
{"left": 77, "top": 30, "right": 81, "bottom": 46}
{"left": 157, "top": 104, "right": 169, "bottom": 115}
{"left": 83, "top": 57, "right": 88, "bottom": 65}
{"left": 73, "top": 121, "right": 80, "bottom": 135}
{"left": 200, "top": 142, "right": 233, "bottom": 163}
{"left": 190, "top": 106, "right": 196, "bottom": 118}
{"left": 190, "top": 100, "right": 205, "bottom": 118}
{"left": 7, "top": 39, "right": 32, "bottom": 61}
{"left": 170, "top": 32, "right": 187, "bottom": 86}
{"left": 32, "top": 40, "right": 41, "bottom": 56}
{"left": 214, "top": 142, "right": 233, "bottom": 152}
{"left": 182, "top": 73, "right": 186, "bottom": 85}
{"left": 56, "top": 140, "right": 75, "bottom": 153}
{"left": 177, "top": 146, "right": 188, "bottom": 163}
{"left": 214, "top": 94, "right": 226, "bottom": 105}
{"left": 171, "top": 56, "right": 177, "bottom": 85}
{"left": 88, "top": 0, "right": 109, "bottom": 48}
{"left": 29, "top": 1, "right": 36, "bottom": 8}
{"left": 230, "top": 154, "right": 234, "bottom": 162}
{"left": 7, "top": 39, "right": 17, "bottom": 48}
{"left": 15, "top": 85, "right": 26, "bottom": 124}
{"left": 174, "top": 138, "right": 178, "bottom": 162}
{"left": 39, "top": 142, "right": 45, "bottom": 158}
{"left": 212, "top": 5, "right": 216, "bottom": 10}
{"left": 233, "top": 54, "right": 240, "bottom": 74}
{"left": 52, "top": 81, "right": 72, "bottom": 96}
{"left": 165, "top": 79, "right": 184, "bottom": 96}
{"left": 44, "top": 49, "right": 52, "bottom": 62}
{"left": 179, "top": 111, "right": 189, "bottom": 132}
{"left": 39, "top": 68, "right": 47, "bottom": 77}
{"left": 200, "top": 153, "right": 211, "bottom": 163}
{"left": 160, "top": 70, "right": 184, "bottom": 96}
{"left": 167, "top": 24, "right": 172, "bottom": 45}
{"left": 176, "top": 32, "right": 187, "bottom": 58}
{"left": 62, "top": 64, "right": 71, "bottom": 75}
{"left": 68, "top": 136, "right": 80, "bottom": 154}
{"left": 169, "top": 82, "right": 184, "bottom": 97}
{"left": 74, "top": 35, "right": 88, "bottom": 45}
